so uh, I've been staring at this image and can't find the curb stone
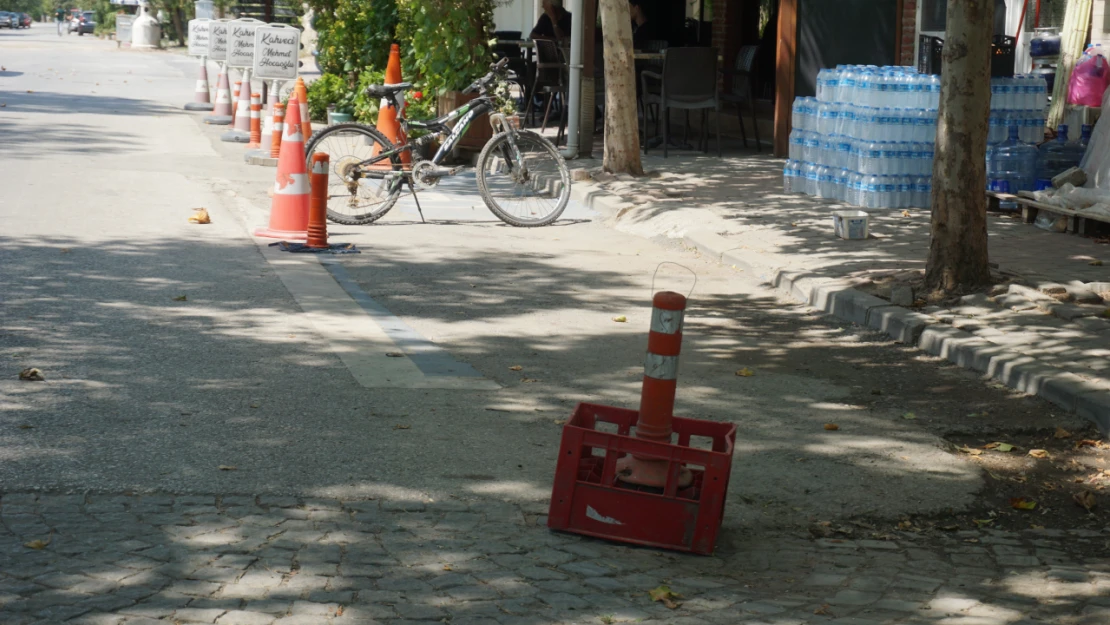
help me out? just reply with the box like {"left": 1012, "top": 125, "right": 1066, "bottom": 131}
{"left": 572, "top": 179, "right": 1110, "bottom": 437}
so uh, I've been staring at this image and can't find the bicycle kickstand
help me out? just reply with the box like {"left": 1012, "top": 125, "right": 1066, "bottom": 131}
{"left": 407, "top": 180, "right": 427, "bottom": 224}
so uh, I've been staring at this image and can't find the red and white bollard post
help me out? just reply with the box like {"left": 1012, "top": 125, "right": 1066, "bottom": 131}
{"left": 307, "top": 152, "right": 330, "bottom": 249}
{"left": 615, "top": 291, "right": 693, "bottom": 489}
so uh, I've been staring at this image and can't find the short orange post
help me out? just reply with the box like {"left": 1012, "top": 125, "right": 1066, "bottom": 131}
{"left": 247, "top": 93, "right": 262, "bottom": 149}
{"left": 270, "top": 102, "right": 285, "bottom": 159}
{"left": 615, "top": 291, "right": 693, "bottom": 489}
{"left": 307, "top": 152, "right": 330, "bottom": 249}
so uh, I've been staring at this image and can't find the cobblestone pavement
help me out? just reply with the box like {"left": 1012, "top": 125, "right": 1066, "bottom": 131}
{"left": 1, "top": 493, "right": 1108, "bottom": 625}
{"left": 577, "top": 152, "right": 1110, "bottom": 395}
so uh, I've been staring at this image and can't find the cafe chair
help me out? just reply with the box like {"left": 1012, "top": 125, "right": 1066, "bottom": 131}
{"left": 526, "top": 38, "right": 569, "bottom": 145}
{"left": 719, "top": 45, "right": 761, "bottom": 151}
{"left": 640, "top": 46, "right": 721, "bottom": 158}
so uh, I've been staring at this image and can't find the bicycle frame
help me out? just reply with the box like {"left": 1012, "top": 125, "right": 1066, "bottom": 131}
{"left": 354, "top": 94, "right": 498, "bottom": 173}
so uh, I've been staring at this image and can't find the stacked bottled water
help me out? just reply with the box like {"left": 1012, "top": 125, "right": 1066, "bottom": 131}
{"left": 784, "top": 65, "right": 1049, "bottom": 210}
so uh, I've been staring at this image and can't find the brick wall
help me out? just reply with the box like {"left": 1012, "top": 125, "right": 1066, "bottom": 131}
{"left": 900, "top": 0, "right": 917, "bottom": 66}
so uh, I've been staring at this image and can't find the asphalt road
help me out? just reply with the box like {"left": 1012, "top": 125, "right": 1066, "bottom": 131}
{"left": 0, "top": 28, "right": 1081, "bottom": 533}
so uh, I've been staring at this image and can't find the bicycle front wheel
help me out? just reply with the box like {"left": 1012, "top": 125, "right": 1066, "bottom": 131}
{"left": 476, "top": 130, "right": 571, "bottom": 227}
{"left": 303, "top": 122, "right": 404, "bottom": 226}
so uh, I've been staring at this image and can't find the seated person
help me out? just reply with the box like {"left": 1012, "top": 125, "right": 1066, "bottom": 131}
{"left": 531, "top": 0, "right": 572, "bottom": 41}
{"left": 630, "top": 0, "right": 657, "bottom": 49}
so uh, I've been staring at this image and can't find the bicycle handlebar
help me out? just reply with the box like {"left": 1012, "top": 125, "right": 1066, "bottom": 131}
{"left": 463, "top": 57, "right": 512, "bottom": 95}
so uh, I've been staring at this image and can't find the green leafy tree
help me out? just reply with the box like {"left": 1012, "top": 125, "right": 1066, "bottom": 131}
{"left": 397, "top": 0, "right": 494, "bottom": 98}
{"left": 309, "top": 0, "right": 397, "bottom": 86}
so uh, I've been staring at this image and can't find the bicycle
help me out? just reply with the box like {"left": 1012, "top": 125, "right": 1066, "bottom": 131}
{"left": 303, "top": 58, "right": 572, "bottom": 228}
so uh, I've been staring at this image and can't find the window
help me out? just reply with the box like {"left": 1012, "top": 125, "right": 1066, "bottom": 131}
{"left": 920, "top": 0, "right": 1010, "bottom": 35}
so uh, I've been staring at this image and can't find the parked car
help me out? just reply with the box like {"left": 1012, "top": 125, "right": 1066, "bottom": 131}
{"left": 77, "top": 11, "right": 94, "bottom": 35}
{"left": 0, "top": 12, "right": 15, "bottom": 28}
{"left": 19, "top": 13, "right": 32, "bottom": 28}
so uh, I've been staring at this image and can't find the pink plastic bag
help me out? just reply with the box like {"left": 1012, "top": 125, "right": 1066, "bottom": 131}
{"left": 1068, "top": 48, "right": 1110, "bottom": 107}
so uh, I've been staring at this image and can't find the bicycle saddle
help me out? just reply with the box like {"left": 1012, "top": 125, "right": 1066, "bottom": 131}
{"left": 366, "top": 82, "right": 414, "bottom": 97}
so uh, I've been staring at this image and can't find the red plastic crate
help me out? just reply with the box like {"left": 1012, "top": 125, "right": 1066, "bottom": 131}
{"left": 547, "top": 402, "right": 737, "bottom": 555}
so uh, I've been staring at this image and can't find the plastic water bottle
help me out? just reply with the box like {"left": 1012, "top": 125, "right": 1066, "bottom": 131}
{"left": 1079, "top": 124, "right": 1092, "bottom": 151}
{"left": 803, "top": 162, "right": 818, "bottom": 196}
{"left": 987, "top": 125, "right": 1037, "bottom": 208}
{"left": 783, "top": 160, "right": 795, "bottom": 193}
{"left": 1033, "top": 76, "right": 1048, "bottom": 110}
{"left": 1036, "top": 125, "right": 1085, "bottom": 188}
{"left": 928, "top": 75, "right": 941, "bottom": 108}
{"left": 914, "top": 176, "right": 932, "bottom": 208}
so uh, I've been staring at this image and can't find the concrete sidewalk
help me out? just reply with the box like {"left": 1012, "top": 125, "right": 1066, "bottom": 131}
{"left": 570, "top": 150, "right": 1110, "bottom": 434}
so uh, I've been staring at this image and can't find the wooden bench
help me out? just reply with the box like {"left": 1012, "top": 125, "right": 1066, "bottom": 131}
{"left": 986, "top": 190, "right": 1110, "bottom": 235}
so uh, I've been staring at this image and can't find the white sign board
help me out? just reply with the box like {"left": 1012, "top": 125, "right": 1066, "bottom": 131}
{"left": 208, "top": 19, "right": 229, "bottom": 61}
{"left": 252, "top": 24, "right": 300, "bottom": 81}
{"left": 115, "top": 13, "right": 134, "bottom": 43}
{"left": 187, "top": 19, "right": 210, "bottom": 57}
{"left": 227, "top": 18, "right": 262, "bottom": 69}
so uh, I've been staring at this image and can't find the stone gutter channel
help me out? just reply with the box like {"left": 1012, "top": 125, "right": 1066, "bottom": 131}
{"left": 569, "top": 179, "right": 1110, "bottom": 436}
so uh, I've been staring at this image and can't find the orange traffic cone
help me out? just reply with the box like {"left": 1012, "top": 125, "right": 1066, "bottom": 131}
{"left": 230, "top": 80, "right": 241, "bottom": 125}
{"left": 184, "top": 57, "right": 213, "bottom": 111}
{"left": 203, "top": 67, "right": 233, "bottom": 124}
{"left": 294, "top": 77, "right": 312, "bottom": 142}
{"left": 222, "top": 74, "right": 252, "bottom": 143}
{"left": 254, "top": 93, "right": 309, "bottom": 241}
{"left": 374, "top": 44, "right": 411, "bottom": 165}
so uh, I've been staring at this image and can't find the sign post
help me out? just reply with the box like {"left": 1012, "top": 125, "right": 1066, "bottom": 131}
{"left": 114, "top": 13, "right": 135, "bottom": 48}
{"left": 246, "top": 23, "right": 301, "bottom": 162}
{"left": 223, "top": 18, "right": 263, "bottom": 142}
{"left": 185, "top": 18, "right": 213, "bottom": 111}
{"left": 203, "top": 19, "right": 233, "bottom": 124}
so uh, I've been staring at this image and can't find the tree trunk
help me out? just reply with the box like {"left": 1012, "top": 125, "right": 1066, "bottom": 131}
{"left": 598, "top": 0, "right": 643, "bottom": 176}
{"left": 924, "top": 0, "right": 995, "bottom": 295}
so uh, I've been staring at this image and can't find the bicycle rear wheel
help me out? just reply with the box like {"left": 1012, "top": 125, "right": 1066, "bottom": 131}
{"left": 475, "top": 130, "right": 571, "bottom": 227}
{"left": 303, "top": 122, "right": 404, "bottom": 226}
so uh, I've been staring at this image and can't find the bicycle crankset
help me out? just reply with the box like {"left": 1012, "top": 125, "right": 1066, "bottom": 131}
{"left": 411, "top": 160, "right": 464, "bottom": 190}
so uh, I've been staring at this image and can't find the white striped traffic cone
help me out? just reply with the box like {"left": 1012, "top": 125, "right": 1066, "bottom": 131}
{"left": 203, "top": 67, "right": 233, "bottom": 125}
{"left": 253, "top": 93, "right": 309, "bottom": 240}
{"left": 184, "top": 56, "right": 214, "bottom": 111}
{"left": 221, "top": 71, "right": 252, "bottom": 143}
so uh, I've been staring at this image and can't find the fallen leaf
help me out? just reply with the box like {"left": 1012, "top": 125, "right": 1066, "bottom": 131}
{"left": 188, "top": 208, "right": 211, "bottom": 224}
{"left": 1074, "top": 490, "right": 1097, "bottom": 512}
{"left": 521, "top": 377, "right": 538, "bottom": 383}
{"left": 1028, "top": 449, "right": 1049, "bottom": 459}
{"left": 972, "top": 518, "right": 995, "bottom": 527}
{"left": 172, "top": 295, "right": 188, "bottom": 302}
{"left": 18, "top": 368, "right": 44, "bottom": 381}
{"left": 902, "top": 412, "right": 917, "bottom": 420}
{"left": 18, "top": 424, "right": 34, "bottom": 430}
{"left": 509, "top": 365, "right": 523, "bottom": 371}
{"left": 60, "top": 248, "right": 70, "bottom": 253}
{"left": 1009, "top": 497, "right": 1037, "bottom": 511}
{"left": 26, "top": 90, "right": 33, "bottom": 93}
{"left": 814, "top": 604, "right": 833, "bottom": 616}
{"left": 23, "top": 539, "right": 49, "bottom": 550}
{"left": 1089, "top": 260, "right": 1103, "bottom": 266}
{"left": 1076, "top": 439, "right": 1105, "bottom": 449}
{"left": 393, "top": 424, "right": 411, "bottom": 430}
{"left": 1054, "top": 427, "right": 1072, "bottom": 439}
{"left": 648, "top": 585, "right": 682, "bottom": 609}
{"left": 957, "top": 446, "right": 983, "bottom": 456}
{"left": 249, "top": 403, "right": 259, "bottom": 409}
{"left": 385, "top": 352, "right": 403, "bottom": 358}
{"left": 989, "top": 442, "right": 1015, "bottom": 453}
{"left": 824, "top": 423, "right": 840, "bottom": 431}
{"left": 217, "top": 465, "right": 237, "bottom": 471}
{"left": 442, "top": 564, "right": 453, "bottom": 571}
{"left": 735, "top": 368, "right": 755, "bottom": 377}
{"left": 612, "top": 315, "right": 627, "bottom": 323}
{"left": 901, "top": 210, "right": 911, "bottom": 217}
